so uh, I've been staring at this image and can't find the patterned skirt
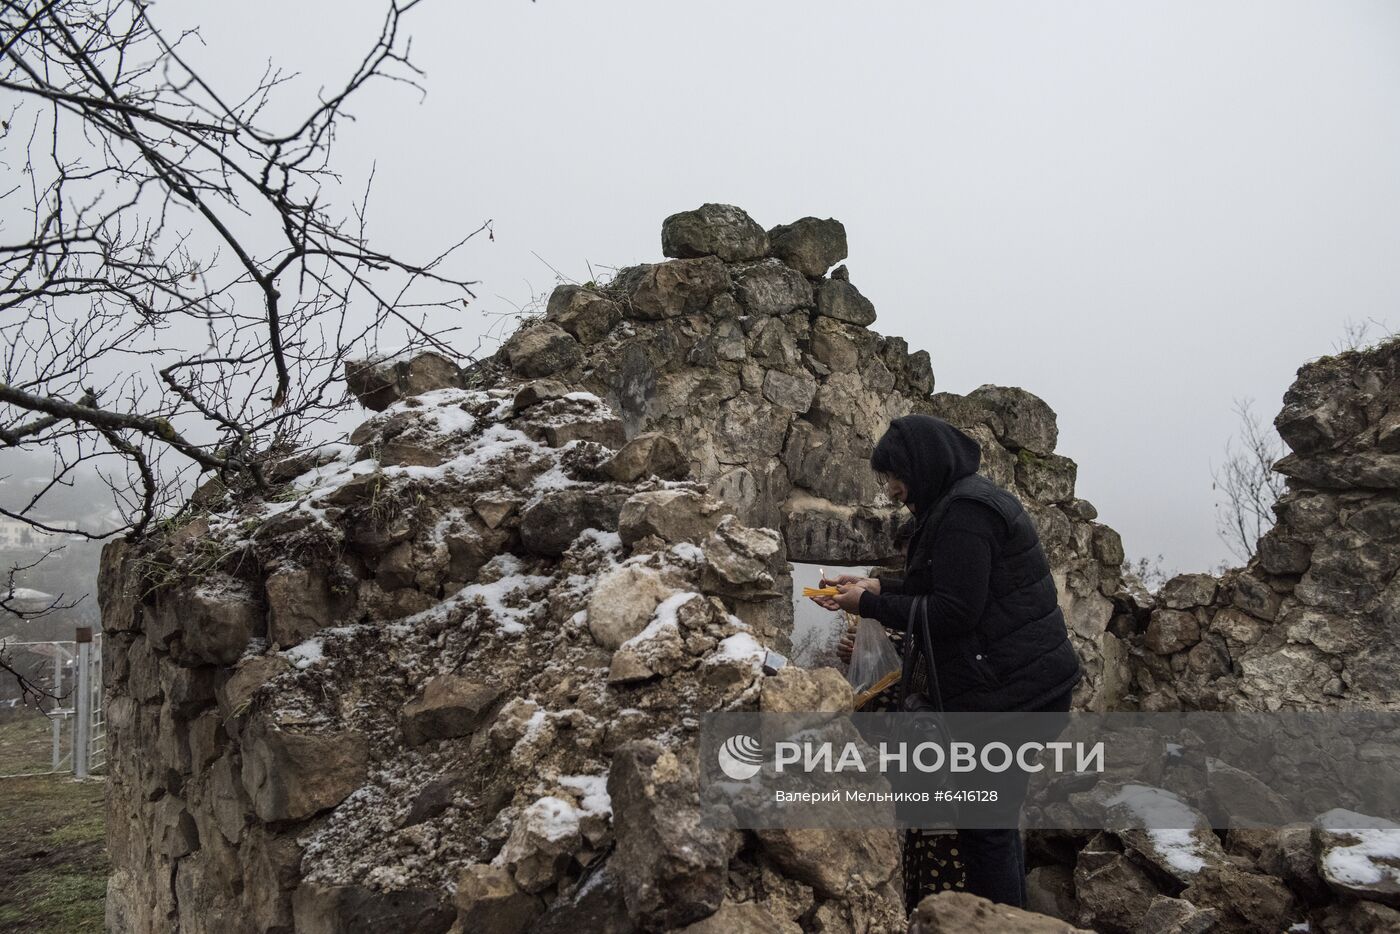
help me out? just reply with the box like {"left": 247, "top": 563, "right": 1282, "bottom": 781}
{"left": 858, "top": 626, "right": 967, "bottom": 911}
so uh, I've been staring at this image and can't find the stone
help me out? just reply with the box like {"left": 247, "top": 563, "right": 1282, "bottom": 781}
{"left": 154, "top": 577, "right": 264, "bottom": 667}
{"left": 519, "top": 489, "right": 627, "bottom": 556}
{"left": 618, "top": 257, "right": 731, "bottom": 319}
{"left": 662, "top": 203, "right": 769, "bottom": 262}
{"left": 542, "top": 414, "right": 626, "bottom": 448}
{"left": 264, "top": 566, "right": 333, "bottom": 647}
{"left": 344, "top": 351, "right": 464, "bottom": 411}
{"left": 701, "top": 517, "right": 785, "bottom": 599}
{"left": 512, "top": 378, "right": 569, "bottom": 411}
{"left": 453, "top": 864, "right": 542, "bottom": 934}
{"left": 618, "top": 489, "right": 727, "bottom": 546}
{"left": 1161, "top": 573, "right": 1220, "bottom": 609}
{"left": 1135, "top": 895, "right": 1218, "bottom": 934}
{"left": 1016, "top": 451, "right": 1078, "bottom": 504}
{"left": 444, "top": 517, "right": 511, "bottom": 579}
{"left": 759, "top": 666, "right": 853, "bottom": 714}
{"left": 1230, "top": 573, "right": 1282, "bottom": 621}
{"left": 1320, "top": 900, "right": 1400, "bottom": 933}
{"left": 677, "top": 901, "right": 801, "bottom": 934}
{"left": 503, "top": 322, "right": 584, "bottom": 378}
{"left": 401, "top": 675, "right": 501, "bottom": 746}
{"left": 1314, "top": 809, "right": 1400, "bottom": 906}
{"left": 767, "top": 217, "right": 848, "bottom": 278}
{"left": 495, "top": 796, "right": 584, "bottom": 893}
{"left": 1179, "top": 865, "right": 1295, "bottom": 933}
{"left": 1255, "top": 824, "right": 1327, "bottom": 901}
{"left": 810, "top": 316, "right": 860, "bottom": 372}
{"left": 239, "top": 719, "right": 368, "bottom": 822}
{"left": 966, "top": 385, "right": 1058, "bottom": 455}
{"left": 762, "top": 369, "right": 817, "bottom": 413}
{"left": 292, "top": 883, "right": 454, "bottom": 934}
{"left": 1144, "top": 609, "right": 1202, "bottom": 655}
{"left": 755, "top": 826, "right": 899, "bottom": 900}
{"left": 587, "top": 564, "right": 679, "bottom": 650}
{"left": 1073, "top": 835, "right": 1163, "bottom": 934}
{"left": 815, "top": 279, "right": 876, "bottom": 326}
{"left": 546, "top": 285, "right": 621, "bottom": 344}
{"left": 608, "top": 741, "right": 731, "bottom": 929}
{"left": 909, "top": 891, "right": 1090, "bottom": 933}
{"left": 602, "top": 432, "right": 689, "bottom": 482}
{"left": 530, "top": 860, "right": 635, "bottom": 934}
{"left": 733, "top": 260, "right": 815, "bottom": 316}
{"left": 608, "top": 606, "right": 689, "bottom": 684}
{"left": 1025, "top": 865, "right": 1078, "bottom": 924}
{"left": 1092, "top": 525, "right": 1124, "bottom": 565}
{"left": 906, "top": 350, "right": 935, "bottom": 395}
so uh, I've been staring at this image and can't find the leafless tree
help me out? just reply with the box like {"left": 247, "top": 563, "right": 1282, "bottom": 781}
{"left": 0, "top": 0, "right": 490, "bottom": 701}
{"left": 1211, "top": 397, "right": 1286, "bottom": 564}
{"left": 1, "top": 0, "right": 488, "bottom": 544}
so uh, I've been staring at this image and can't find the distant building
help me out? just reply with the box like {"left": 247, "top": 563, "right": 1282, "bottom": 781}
{"left": 0, "top": 518, "right": 80, "bottom": 550}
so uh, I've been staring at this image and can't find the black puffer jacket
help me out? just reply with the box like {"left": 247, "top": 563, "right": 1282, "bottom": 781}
{"left": 859, "top": 415, "right": 1081, "bottom": 712}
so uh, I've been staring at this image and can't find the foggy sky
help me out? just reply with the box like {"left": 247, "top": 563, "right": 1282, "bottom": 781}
{"left": 161, "top": 0, "right": 1400, "bottom": 575}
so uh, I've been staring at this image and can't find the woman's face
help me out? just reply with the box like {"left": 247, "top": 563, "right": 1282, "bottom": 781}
{"left": 878, "top": 472, "right": 912, "bottom": 512}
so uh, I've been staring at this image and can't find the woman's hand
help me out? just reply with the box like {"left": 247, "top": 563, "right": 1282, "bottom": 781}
{"left": 821, "top": 574, "right": 881, "bottom": 596}
{"left": 836, "top": 618, "right": 856, "bottom": 663}
{"left": 809, "top": 582, "right": 866, "bottom": 614}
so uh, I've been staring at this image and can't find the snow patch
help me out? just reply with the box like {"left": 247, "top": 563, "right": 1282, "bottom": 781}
{"left": 1317, "top": 809, "right": 1400, "bottom": 887}
{"left": 284, "top": 638, "right": 325, "bottom": 670}
{"left": 1105, "top": 784, "right": 1210, "bottom": 875}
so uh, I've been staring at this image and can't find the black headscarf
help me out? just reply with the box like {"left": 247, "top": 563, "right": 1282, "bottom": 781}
{"left": 870, "top": 415, "right": 982, "bottom": 515}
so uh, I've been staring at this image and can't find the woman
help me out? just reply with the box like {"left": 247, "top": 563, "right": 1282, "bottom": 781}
{"left": 811, "top": 413, "right": 1081, "bottom": 910}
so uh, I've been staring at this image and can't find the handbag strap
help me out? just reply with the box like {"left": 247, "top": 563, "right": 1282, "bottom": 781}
{"left": 901, "top": 594, "right": 946, "bottom": 712}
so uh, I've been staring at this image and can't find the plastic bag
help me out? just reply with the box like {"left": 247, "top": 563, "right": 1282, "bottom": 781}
{"left": 846, "top": 616, "right": 902, "bottom": 708}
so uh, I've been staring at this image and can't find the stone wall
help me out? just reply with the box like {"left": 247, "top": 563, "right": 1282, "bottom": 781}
{"left": 1108, "top": 340, "right": 1400, "bottom": 712}
{"left": 102, "top": 203, "right": 1332, "bottom": 933}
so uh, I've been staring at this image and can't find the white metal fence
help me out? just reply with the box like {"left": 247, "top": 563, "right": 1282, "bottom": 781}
{"left": 0, "top": 630, "right": 105, "bottom": 779}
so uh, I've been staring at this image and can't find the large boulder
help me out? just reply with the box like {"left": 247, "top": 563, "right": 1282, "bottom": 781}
{"left": 661, "top": 203, "right": 768, "bottom": 262}
{"left": 815, "top": 278, "right": 876, "bottom": 327}
{"left": 587, "top": 564, "right": 680, "bottom": 650}
{"left": 732, "top": 260, "right": 814, "bottom": 316}
{"left": 909, "top": 891, "right": 1090, "bottom": 933}
{"left": 1314, "top": 810, "right": 1400, "bottom": 906}
{"left": 400, "top": 674, "right": 501, "bottom": 746}
{"left": 618, "top": 489, "right": 727, "bottom": 545}
{"left": 344, "top": 351, "right": 465, "bottom": 411}
{"left": 546, "top": 285, "right": 622, "bottom": 345}
{"left": 767, "top": 217, "right": 847, "bottom": 278}
{"left": 966, "top": 385, "right": 1058, "bottom": 455}
{"left": 617, "top": 257, "right": 731, "bottom": 319}
{"left": 239, "top": 719, "right": 368, "bottom": 822}
{"left": 608, "top": 741, "right": 732, "bottom": 929}
{"left": 503, "top": 322, "right": 584, "bottom": 378}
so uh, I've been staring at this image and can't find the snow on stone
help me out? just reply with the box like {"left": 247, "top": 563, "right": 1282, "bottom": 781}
{"left": 284, "top": 638, "right": 326, "bottom": 670}
{"left": 711, "top": 631, "right": 766, "bottom": 665}
{"left": 558, "top": 773, "right": 612, "bottom": 817}
{"left": 427, "top": 406, "right": 476, "bottom": 435}
{"left": 1105, "top": 784, "right": 1209, "bottom": 875}
{"left": 576, "top": 528, "right": 622, "bottom": 553}
{"left": 1317, "top": 809, "right": 1400, "bottom": 887}
{"left": 621, "top": 592, "right": 700, "bottom": 648}
{"left": 524, "top": 795, "right": 582, "bottom": 842}
{"left": 453, "top": 556, "right": 553, "bottom": 635}
{"left": 669, "top": 542, "right": 704, "bottom": 564}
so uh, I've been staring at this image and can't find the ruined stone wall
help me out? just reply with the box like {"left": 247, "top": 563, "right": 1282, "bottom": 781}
{"left": 1105, "top": 340, "right": 1400, "bottom": 713}
{"left": 96, "top": 204, "right": 1173, "bottom": 933}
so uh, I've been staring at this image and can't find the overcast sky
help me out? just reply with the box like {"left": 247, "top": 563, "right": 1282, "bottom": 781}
{"left": 161, "top": 0, "right": 1400, "bottom": 575}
